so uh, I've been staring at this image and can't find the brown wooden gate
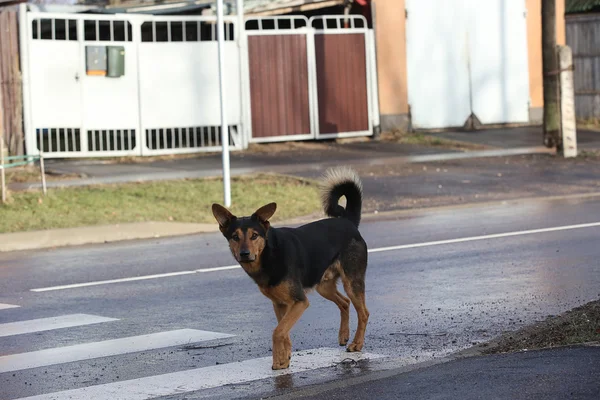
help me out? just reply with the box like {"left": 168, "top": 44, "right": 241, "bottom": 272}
{"left": 314, "top": 33, "right": 370, "bottom": 136}
{"left": 245, "top": 16, "right": 375, "bottom": 143}
{"left": 247, "top": 33, "right": 312, "bottom": 142}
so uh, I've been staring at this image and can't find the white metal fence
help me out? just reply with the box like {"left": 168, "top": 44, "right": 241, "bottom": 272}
{"left": 20, "top": 9, "right": 378, "bottom": 158}
{"left": 20, "top": 11, "right": 243, "bottom": 158}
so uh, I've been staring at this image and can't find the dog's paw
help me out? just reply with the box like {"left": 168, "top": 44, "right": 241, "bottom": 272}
{"left": 272, "top": 359, "right": 291, "bottom": 370}
{"left": 338, "top": 336, "right": 349, "bottom": 346}
{"left": 346, "top": 342, "right": 363, "bottom": 352}
{"left": 272, "top": 343, "right": 291, "bottom": 370}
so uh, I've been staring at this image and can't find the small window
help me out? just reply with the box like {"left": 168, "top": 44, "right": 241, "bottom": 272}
{"left": 170, "top": 21, "right": 183, "bottom": 42}
{"left": 40, "top": 19, "right": 52, "bottom": 40}
{"left": 84, "top": 20, "right": 96, "bottom": 41}
{"left": 185, "top": 21, "right": 198, "bottom": 41}
{"left": 31, "top": 20, "right": 38, "bottom": 39}
{"left": 68, "top": 20, "right": 78, "bottom": 40}
{"left": 113, "top": 20, "right": 126, "bottom": 41}
{"left": 141, "top": 22, "right": 153, "bottom": 42}
{"left": 98, "top": 21, "right": 111, "bottom": 41}
{"left": 155, "top": 22, "right": 168, "bottom": 42}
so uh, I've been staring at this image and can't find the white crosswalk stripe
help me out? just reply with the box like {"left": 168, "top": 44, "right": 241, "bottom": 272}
{"left": 0, "top": 328, "right": 235, "bottom": 373}
{"left": 0, "top": 314, "right": 118, "bottom": 338}
{"left": 0, "top": 303, "right": 20, "bottom": 310}
{"left": 16, "top": 348, "right": 384, "bottom": 400}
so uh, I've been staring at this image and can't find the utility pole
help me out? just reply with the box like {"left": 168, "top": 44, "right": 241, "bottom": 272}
{"left": 542, "top": 0, "right": 561, "bottom": 150}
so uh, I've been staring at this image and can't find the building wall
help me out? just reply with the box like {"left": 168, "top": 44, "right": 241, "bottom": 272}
{"left": 373, "top": 0, "right": 566, "bottom": 130}
{"left": 372, "top": 0, "right": 409, "bottom": 131}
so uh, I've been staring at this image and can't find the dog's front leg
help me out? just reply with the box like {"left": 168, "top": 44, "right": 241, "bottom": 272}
{"left": 272, "top": 299, "right": 309, "bottom": 370}
{"left": 272, "top": 302, "right": 292, "bottom": 361}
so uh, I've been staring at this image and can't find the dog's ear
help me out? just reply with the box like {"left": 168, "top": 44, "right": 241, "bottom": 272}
{"left": 253, "top": 202, "right": 277, "bottom": 225}
{"left": 212, "top": 203, "right": 236, "bottom": 230}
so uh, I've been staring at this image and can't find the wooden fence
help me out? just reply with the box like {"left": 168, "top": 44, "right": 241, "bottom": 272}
{"left": 0, "top": 9, "right": 23, "bottom": 156}
{"left": 566, "top": 13, "right": 600, "bottom": 120}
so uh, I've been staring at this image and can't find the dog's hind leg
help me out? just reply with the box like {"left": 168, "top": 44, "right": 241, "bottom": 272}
{"left": 316, "top": 277, "right": 350, "bottom": 346}
{"left": 340, "top": 239, "right": 369, "bottom": 352}
{"left": 342, "top": 282, "right": 369, "bottom": 352}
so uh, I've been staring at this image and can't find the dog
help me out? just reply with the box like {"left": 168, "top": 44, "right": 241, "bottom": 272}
{"left": 212, "top": 167, "right": 369, "bottom": 370}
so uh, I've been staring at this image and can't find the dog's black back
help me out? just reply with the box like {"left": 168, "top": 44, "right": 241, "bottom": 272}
{"left": 264, "top": 218, "right": 363, "bottom": 289}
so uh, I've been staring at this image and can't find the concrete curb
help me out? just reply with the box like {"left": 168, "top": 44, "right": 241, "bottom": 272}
{"left": 0, "top": 215, "right": 324, "bottom": 253}
{"left": 0, "top": 222, "right": 217, "bottom": 253}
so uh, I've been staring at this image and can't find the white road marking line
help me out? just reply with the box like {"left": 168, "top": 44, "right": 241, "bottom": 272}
{"left": 16, "top": 347, "right": 384, "bottom": 400}
{"left": 367, "top": 221, "right": 600, "bottom": 253}
{"left": 30, "top": 270, "right": 198, "bottom": 292}
{"left": 30, "top": 221, "right": 600, "bottom": 293}
{"left": 0, "top": 314, "right": 118, "bottom": 338}
{"left": 30, "top": 266, "right": 240, "bottom": 292}
{"left": 0, "top": 303, "right": 20, "bottom": 310}
{"left": 195, "top": 265, "right": 240, "bottom": 273}
{"left": 0, "top": 329, "right": 235, "bottom": 374}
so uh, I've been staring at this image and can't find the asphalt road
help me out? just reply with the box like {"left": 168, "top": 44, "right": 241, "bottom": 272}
{"left": 284, "top": 346, "right": 600, "bottom": 400}
{"left": 1, "top": 195, "right": 600, "bottom": 399}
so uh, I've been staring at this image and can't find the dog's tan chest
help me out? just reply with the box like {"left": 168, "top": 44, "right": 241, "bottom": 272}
{"left": 259, "top": 281, "right": 295, "bottom": 306}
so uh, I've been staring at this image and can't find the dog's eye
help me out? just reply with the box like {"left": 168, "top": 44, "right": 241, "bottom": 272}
{"left": 251, "top": 233, "right": 258, "bottom": 240}
{"left": 231, "top": 234, "right": 240, "bottom": 241}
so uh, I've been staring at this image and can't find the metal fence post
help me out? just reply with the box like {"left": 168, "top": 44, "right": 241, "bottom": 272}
{"left": 39, "top": 153, "right": 47, "bottom": 196}
{"left": 217, "top": 0, "right": 231, "bottom": 207}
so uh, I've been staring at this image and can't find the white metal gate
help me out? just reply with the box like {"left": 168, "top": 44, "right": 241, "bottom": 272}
{"left": 137, "top": 15, "right": 242, "bottom": 156}
{"left": 20, "top": 11, "right": 243, "bottom": 158}
{"left": 406, "top": 0, "right": 530, "bottom": 129}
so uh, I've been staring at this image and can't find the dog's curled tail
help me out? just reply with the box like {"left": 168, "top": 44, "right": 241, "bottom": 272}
{"left": 320, "top": 166, "right": 363, "bottom": 228}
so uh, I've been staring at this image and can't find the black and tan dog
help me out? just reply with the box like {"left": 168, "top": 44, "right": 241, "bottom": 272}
{"left": 212, "top": 167, "right": 369, "bottom": 370}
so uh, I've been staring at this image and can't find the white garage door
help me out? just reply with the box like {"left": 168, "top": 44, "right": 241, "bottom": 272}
{"left": 406, "top": 0, "right": 530, "bottom": 129}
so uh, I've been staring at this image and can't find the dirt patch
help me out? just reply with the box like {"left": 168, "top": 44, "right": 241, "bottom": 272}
{"left": 379, "top": 130, "right": 492, "bottom": 151}
{"left": 247, "top": 140, "right": 342, "bottom": 153}
{"left": 479, "top": 299, "right": 600, "bottom": 354}
{"left": 3, "top": 167, "right": 82, "bottom": 184}
{"left": 577, "top": 118, "right": 600, "bottom": 132}
{"left": 576, "top": 150, "right": 600, "bottom": 160}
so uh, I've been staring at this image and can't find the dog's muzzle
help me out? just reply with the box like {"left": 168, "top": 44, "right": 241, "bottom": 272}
{"left": 239, "top": 250, "right": 255, "bottom": 262}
